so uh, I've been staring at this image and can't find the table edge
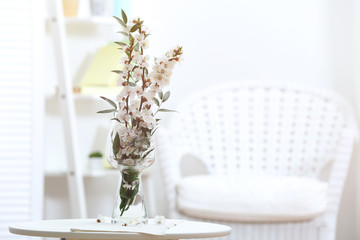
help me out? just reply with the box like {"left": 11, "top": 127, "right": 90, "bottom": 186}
{"left": 9, "top": 219, "right": 231, "bottom": 240}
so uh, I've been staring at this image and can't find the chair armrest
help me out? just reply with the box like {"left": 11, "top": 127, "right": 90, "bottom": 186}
{"left": 155, "top": 128, "right": 182, "bottom": 214}
{"left": 326, "top": 128, "right": 356, "bottom": 218}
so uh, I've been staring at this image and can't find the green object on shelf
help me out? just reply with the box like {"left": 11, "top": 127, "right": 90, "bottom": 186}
{"left": 89, "top": 151, "right": 103, "bottom": 158}
{"left": 80, "top": 43, "right": 124, "bottom": 95}
{"left": 80, "top": 43, "right": 122, "bottom": 87}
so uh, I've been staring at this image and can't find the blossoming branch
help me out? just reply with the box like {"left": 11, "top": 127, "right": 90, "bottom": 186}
{"left": 98, "top": 10, "right": 183, "bottom": 165}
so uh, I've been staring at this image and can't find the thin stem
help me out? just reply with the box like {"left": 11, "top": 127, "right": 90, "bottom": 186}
{"left": 153, "top": 101, "right": 163, "bottom": 116}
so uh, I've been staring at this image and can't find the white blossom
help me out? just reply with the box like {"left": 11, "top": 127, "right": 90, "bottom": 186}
{"left": 142, "top": 89, "right": 156, "bottom": 102}
{"left": 132, "top": 51, "right": 141, "bottom": 62}
{"left": 150, "top": 72, "right": 169, "bottom": 88}
{"left": 123, "top": 159, "right": 135, "bottom": 165}
{"left": 120, "top": 55, "right": 129, "bottom": 65}
{"left": 163, "top": 60, "right": 176, "bottom": 70}
{"left": 139, "top": 109, "right": 156, "bottom": 129}
{"left": 132, "top": 67, "right": 143, "bottom": 81}
{"left": 137, "top": 55, "right": 150, "bottom": 68}
{"left": 97, "top": 215, "right": 112, "bottom": 224}
{"left": 128, "top": 217, "right": 142, "bottom": 226}
{"left": 155, "top": 215, "right": 166, "bottom": 224}
{"left": 120, "top": 128, "right": 137, "bottom": 144}
{"left": 118, "top": 86, "right": 136, "bottom": 100}
{"left": 123, "top": 182, "right": 133, "bottom": 189}
{"left": 120, "top": 46, "right": 129, "bottom": 54}
{"left": 122, "top": 63, "right": 132, "bottom": 72}
{"left": 122, "top": 146, "right": 135, "bottom": 156}
{"left": 135, "top": 33, "right": 145, "bottom": 42}
{"left": 140, "top": 39, "right": 149, "bottom": 49}
{"left": 115, "top": 107, "right": 130, "bottom": 122}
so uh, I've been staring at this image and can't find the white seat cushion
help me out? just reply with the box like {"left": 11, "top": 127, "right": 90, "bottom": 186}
{"left": 176, "top": 174, "right": 328, "bottom": 222}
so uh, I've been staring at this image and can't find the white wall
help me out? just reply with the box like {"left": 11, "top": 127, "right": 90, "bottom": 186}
{"left": 130, "top": 0, "right": 356, "bottom": 107}
{"left": 44, "top": 0, "right": 359, "bottom": 239}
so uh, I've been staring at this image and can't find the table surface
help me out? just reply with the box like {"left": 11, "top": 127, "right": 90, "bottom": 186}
{"left": 9, "top": 218, "right": 231, "bottom": 240}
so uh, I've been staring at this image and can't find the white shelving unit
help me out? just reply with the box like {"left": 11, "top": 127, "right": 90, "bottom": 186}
{"left": 47, "top": 0, "right": 88, "bottom": 219}
{"left": 46, "top": 0, "right": 119, "bottom": 217}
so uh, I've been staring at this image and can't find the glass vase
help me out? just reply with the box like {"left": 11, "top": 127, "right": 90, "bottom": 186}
{"left": 112, "top": 167, "right": 147, "bottom": 224}
{"left": 106, "top": 121, "right": 155, "bottom": 225}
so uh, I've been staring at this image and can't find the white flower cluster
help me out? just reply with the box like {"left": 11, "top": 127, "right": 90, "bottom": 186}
{"left": 100, "top": 12, "right": 183, "bottom": 164}
{"left": 115, "top": 46, "right": 183, "bottom": 133}
{"left": 150, "top": 50, "right": 180, "bottom": 88}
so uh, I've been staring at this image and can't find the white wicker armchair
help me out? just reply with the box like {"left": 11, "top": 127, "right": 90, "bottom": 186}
{"left": 155, "top": 82, "right": 357, "bottom": 240}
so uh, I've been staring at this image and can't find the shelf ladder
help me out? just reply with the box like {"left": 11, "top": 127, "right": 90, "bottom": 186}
{"left": 47, "top": 0, "right": 87, "bottom": 218}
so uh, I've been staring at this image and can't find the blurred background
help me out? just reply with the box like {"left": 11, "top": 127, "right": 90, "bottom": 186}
{"left": 1, "top": 0, "right": 360, "bottom": 239}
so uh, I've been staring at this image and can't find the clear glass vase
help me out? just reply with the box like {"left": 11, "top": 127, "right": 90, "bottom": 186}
{"left": 106, "top": 121, "right": 155, "bottom": 225}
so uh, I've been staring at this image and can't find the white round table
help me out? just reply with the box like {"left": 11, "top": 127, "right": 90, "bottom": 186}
{"left": 9, "top": 218, "right": 231, "bottom": 240}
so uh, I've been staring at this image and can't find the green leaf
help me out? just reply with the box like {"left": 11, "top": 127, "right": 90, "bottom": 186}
{"left": 131, "top": 65, "right": 138, "bottom": 71}
{"left": 100, "top": 96, "right": 117, "bottom": 109}
{"left": 130, "top": 24, "right": 140, "bottom": 32}
{"left": 97, "top": 109, "right": 117, "bottom": 114}
{"left": 119, "top": 198, "right": 127, "bottom": 210}
{"left": 151, "top": 128, "right": 159, "bottom": 136}
{"left": 115, "top": 41, "right": 127, "bottom": 46}
{"left": 121, "top": 9, "right": 128, "bottom": 24}
{"left": 126, "top": 197, "right": 135, "bottom": 210}
{"left": 112, "top": 70, "right": 123, "bottom": 74}
{"left": 89, "top": 152, "right": 102, "bottom": 158}
{"left": 156, "top": 119, "right": 161, "bottom": 122}
{"left": 153, "top": 97, "right": 160, "bottom": 106}
{"left": 163, "top": 91, "right": 170, "bottom": 102}
{"left": 158, "top": 109, "right": 178, "bottom": 113}
{"left": 111, "top": 118, "right": 121, "bottom": 123}
{"left": 120, "top": 184, "right": 126, "bottom": 197}
{"left": 125, "top": 169, "right": 140, "bottom": 181}
{"left": 142, "top": 148, "right": 154, "bottom": 159}
{"left": 129, "top": 34, "right": 134, "bottom": 42}
{"left": 158, "top": 90, "right": 163, "bottom": 100}
{"left": 113, "top": 16, "right": 127, "bottom": 28}
{"left": 118, "top": 31, "right": 129, "bottom": 36}
{"left": 130, "top": 184, "right": 139, "bottom": 198}
{"left": 113, "top": 132, "right": 120, "bottom": 155}
{"left": 134, "top": 43, "right": 139, "bottom": 52}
